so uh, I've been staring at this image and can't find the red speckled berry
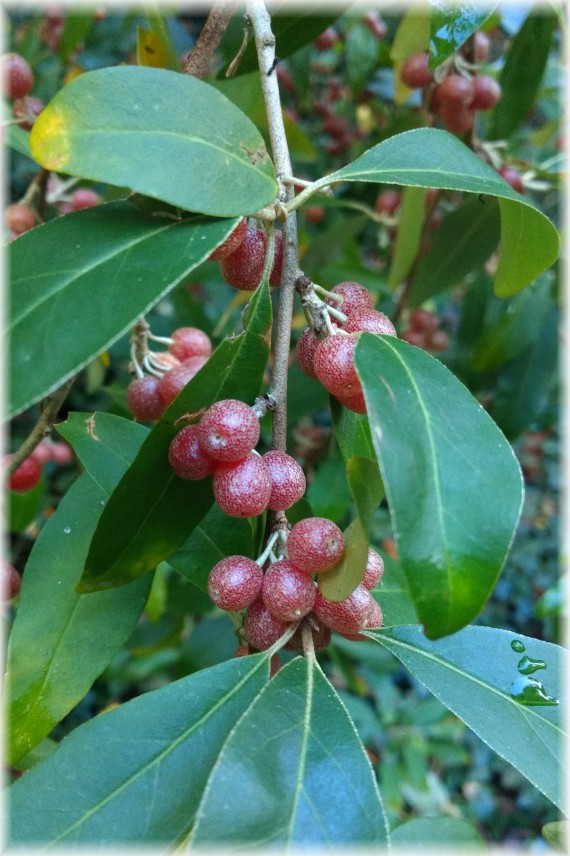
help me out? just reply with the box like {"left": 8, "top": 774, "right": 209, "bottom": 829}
{"left": 244, "top": 598, "right": 290, "bottom": 650}
{"left": 439, "top": 103, "right": 475, "bottom": 135}
{"left": 12, "top": 95, "right": 44, "bottom": 130}
{"left": 5, "top": 454, "right": 42, "bottom": 492}
{"left": 157, "top": 356, "right": 208, "bottom": 406}
{"left": 362, "top": 548, "right": 384, "bottom": 590}
{"left": 263, "top": 451, "right": 306, "bottom": 511}
{"left": 296, "top": 327, "right": 320, "bottom": 379}
{"left": 150, "top": 352, "right": 181, "bottom": 372}
{"left": 336, "top": 387, "right": 367, "bottom": 415}
{"left": 314, "top": 334, "right": 361, "bottom": 398}
{"left": 169, "top": 424, "right": 216, "bottom": 480}
{"left": 127, "top": 376, "right": 166, "bottom": 421}
{"left": 5, "top": 203, "right": 35, "bottom": 235}
{"left": 400, "top": 52, "right": 433, "bottom": 89}
{"left": 220, "top": 226, "right": 282, "bottom": 291}
{"left": 498, "top": 166, "right": 525, "bottom": 194}
{"left": 287, "top": 517, "right": 345, "bottom": 574}
{"left": 50, "top": 442, "right": 73, "bottom": 466}
{"left": 208, "top": 555, "right": 263, "bottom": 611}
{"left": 304, "top": 205, "right": 324, "bottom": 225}
{"left": 425, "top": 329, "right": 450, "bottom": 352}
{"left": 284, "top": 614, "right": 332, "bottom": 652}
{"left": 436, "top": 74, "right": 474, "bottom": 107}
{"left": 401, "top": 329, "right": 426, "bottom": 347}
{"left": 329, "top": 281, "right": 374, "bottom": 316}
{"left": 168, "top": 327, "right": 212, "bottom": 362}
{"left": 208, "top": 218, "right": 248, "bottom": 261}
{"left": 3, "top": 53, "right": 34, "bottom": 99}
{"left": 199, "top": 399, "right": 260, "bottom": 463}
{"left": 1, "top": 561, "right": 22, "bottom": 600}
{"left": 262, "top": 560, "right": 316, "bottom": 621}
{"left": 31, "top": 441, "right": 53, "bottom": 464}
{"left": 213, "top": 452, "right": 271, "bottom": 518}
{"left": 409, "top": 308, "right": 438, "bottom": 333}
{"left": 341, "top": 598, "right": 384, "bottom": 640}
{"left": 473, "top": 31, "right": 491, "bottom": 63}
{"left": 344, "top": 308, "right": 397, "bottom": 336}
{"left": 471, "top": 75, "right": 502, "bottom": 110}
{"left": 375, "top": 189, "right": 401, "bottom": 215}
{"left": 313, "top": 585, "right": 376, "bottom": 636}
{"left": 71, "top": 188, "right": 101, "bottom": 210}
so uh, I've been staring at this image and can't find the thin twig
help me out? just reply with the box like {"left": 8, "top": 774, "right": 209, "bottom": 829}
{"left": 4, "top": 376, "right": 76, "bottom": 480}
{"left": 183, "top": 1, "right": 236, "bottom": 78}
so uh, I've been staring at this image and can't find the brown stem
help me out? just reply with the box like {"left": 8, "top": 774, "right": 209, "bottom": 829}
{"left": 4, "top": 376, "right": 76, "bottom": 481}
{"left": 183, "top": 1, "right": 236, "bottom": 78}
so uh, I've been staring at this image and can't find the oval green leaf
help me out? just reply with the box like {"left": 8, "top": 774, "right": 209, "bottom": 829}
{"left": 80, "top": 282, "right": 271, "bottom": 591}
{"left": 30, "top": 66, "right": 277, "bottom": 216}
{"left": 354, "top": 334, "right": 524, "bottom": 639}
{"left": 391, "top": 816, "right": 485, "bottom": 847}
{"left": 8, "top": 655, "right": 271, "bottom": 846}
{"left": 6, "top": 201, "right": 240, "bottom": 418}
{"left": 428, "top": 4, "right": 497, "bottom": 69}
{"left": 191, "top": 658, "right": 389, "bottom": 847}
{"left": 369, "top": 625, "right": 565, "bottom": 809}
{"left": 315, "top": 128, "right": 559, "bottom": 297}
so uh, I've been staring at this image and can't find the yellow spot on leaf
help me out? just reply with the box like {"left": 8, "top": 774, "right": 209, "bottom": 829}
{"left": 63, "top": 66, "right": 85, "bottom": 85}
{"left": 30, "top": 104, "right": 70, "bottom": 171}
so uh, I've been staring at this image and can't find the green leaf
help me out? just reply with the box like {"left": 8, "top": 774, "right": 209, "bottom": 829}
{"left": 143, "top": 9, "right": 181, "bottom": 71}
{"left": 316, "top": 128, "right": 559, "bottom": 297}
{"left": 8, "top": 655, "right": 270, "bottom": 845}
{"left": 346, "top": 456, "right": 383, "bottom": 533}
{"left": 8, "top": 475, "right": 44, "bottom": 532}
{"left": 391, "top": 815, "right": 485, "bottom": 847}
{"left": 168, "top": 504, "right": 254, "bottom": 592}
{"left": 5, "top": 123, "right": 33, "bottom": 158}
{"left": 5, "top": 474, "right": 152, "bottom": 765}
{"left": 59, "top": 11, "right": 95, "bottom": 64}
{"left": 542, "top": 820, "right": 568, "bottom": 853}
{"left": 369, "top": 625, "right": 565, "bottom": 808}
{"left": 318, "top": 517, "right": 369, "bottom": 602}
{"left": 388, "top": 186, "right": 426, "bottom": 290}
{"left": 354, "top": 334, "right": 523, "bottom": 638}
{"left": 330, "top": 396, "right": 376, "bottom": 461}
{"left": 345, "top": 22, "right": 379, "bottom": 93}
{"left": 6, "top": 202, "right": 240, "bottom": 418}
{"left": 489, "top": 12, "right": 557, "bottom": 140}
{"left": 80, "top": 282, "right": 271, "bottom": 591}
{"left": 411, "top": 196, "right": 501, "bottom": 305}
{"left": 428, "top": 4, "right": 497, "bottom": 69}
{"left": 375, "top": 552, "right": 419, "bottom": 627}
{"left": 306, "top": 453, "right": 351, "bottom": 521}
{"left": 191, "top": 658, "right": 389, "bottom": 847}
{"left": 30, "top": 67, "right": 277, "bottom": 216}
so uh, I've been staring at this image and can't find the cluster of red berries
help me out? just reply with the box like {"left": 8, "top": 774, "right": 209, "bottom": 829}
{"left": 296, "top": 281, "right": 397, "bottom": 414}
{"left": 207, "top": 516, "right": 384, "bottom": 652}
{"left": 169, "top": 398, "right": 306, "bottom": 518}
{"left": 127, "top": 327, "right": 212, "bottom": 421}
{"left": 3, "top": 438, "right": 73, "bottom": 493}
{"left": 401, "top": 308, "right": 450, "bottom": 352}
{"left": 208, "top": 218, "right": 283, "bottom": 291}
{"left": 400, "top": 32, "right": 501, "bottom": 136}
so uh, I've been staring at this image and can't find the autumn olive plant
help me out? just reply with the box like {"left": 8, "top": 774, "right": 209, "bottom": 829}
{"left": 3, "top": 2, "right": 563, "bottom": 850}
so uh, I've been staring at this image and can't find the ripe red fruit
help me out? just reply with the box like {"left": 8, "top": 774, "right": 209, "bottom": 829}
{"left": 498, "top": 166, "right": 525, "bottom": 194}
{"left": 362, "top": 548, "right": 384, "bottom": 590}
{"left": 329, "top": 281, "right": 374, "bottom": 316}
{"left": 5, "top": 454, "right": 42, "bottom": 492}
{"left": 314, "top": 26, "right": 339, "bottom": 50}
{"left": 1, "top": 561, "right": 22, "bottom": 601}
{"left": 471, "top": 75, "right": 502, "bottom": 110}
{"left": 208, "top": 218, "right": 248, "bottom": 261}
{"left": 127, "top": 376, "right": 166, "bottom": 421}
{"left": 157, "top": 356, "right": 208, "bottom": 405}
{"left": 244, "top": 598, "right": 290, "bottom": 650}
{"left": 425, "top": 329, "right": 450, "bottom": 352}
{"left": 313, "top": 585, "right": 376, "bottom": 636}
{"left": 362, "top": 11, "right": 387, "bottom": 39}
{"left": 435, "top": 74, "right": 475, "bottom": 107}
{"left": 400, "top": 52, "right": 433, "bottom": 89}
{"left": 5, "top": 203, "right": 35, "bottom": 235}
{"left": 344, "top": 308, "right": 397, "bottom": 336}
{"left": 262, "top": 451, "right": 306, "bottom": 511}
{"left": 150, "top": 352, "right": 181, "bottom": 372}
{"left": 473, "top": 30, "right": 491, "bottom": 63}
{"left": 284, "top": 614, "right": 331, "bottom": 652}
{"left": 439, "top": 103, "right": 475, "bottom": 135}
{"left": 341, "top": 598, "right": 384, "bottom": 640}
{"left": 375, "top": 189, "right": 401, "bottom": 216}
{"left": 401, "top": 329, "right": 426, "bottom": 348}
{"left": 262, "top": 560, "right": 316, "bottom": 621}
{"left": 3, "top": 53, "right": 34, "bottom": 99}
{"left": 31, "top": 441, "right": 53, "bottom": 464}
{"left": 219, "top": 226, "right": 282, "bottom": 291}
{"left": 207, "top": 555, "right": 263, "bottom": 611}
{"left": 50, "top": 442, "right": 73, "bottom": 466}
{"left": 198, "top": 399, "right": 260, "bottom": 463}
{"left": 335, "top": 387, "right": 367, "bottom": 415}
{"left": 287, "top": 517, "right": 345, "bottom": 574}
{"left": 296, "top": 327, "right": 320, "bottom": 379}
{"left": 304, "top": 205, "right": 325, "bottom": 225}
{"left": 70, "top": 188, "right": 101, "bottom": 210}
{"left": 12, "top": 95, "right": 44, "bottom": 130}
{"left": 213, "top": 453, "right": 271, "bottom": 518}
{"left": 168, "top": 327, "right": 212, "bottom": 362}
{"left": 409, "top": 308, "right": 439, "bottom": 333}
{"left": 169, "top": 424, "right": 216, "bottom": 480}
{"left": 314, "top": 334, "right": 361, "bottom": 398}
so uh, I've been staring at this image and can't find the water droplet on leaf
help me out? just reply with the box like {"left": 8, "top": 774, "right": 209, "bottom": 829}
{"left": 518, "top": 655, "right": 547, "bottom": 676}
{"left": 509, "top": 675, "right": 559, "bottom": 706}
{"left": 511, "top": 639, "right": 525, "bottom": 653}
